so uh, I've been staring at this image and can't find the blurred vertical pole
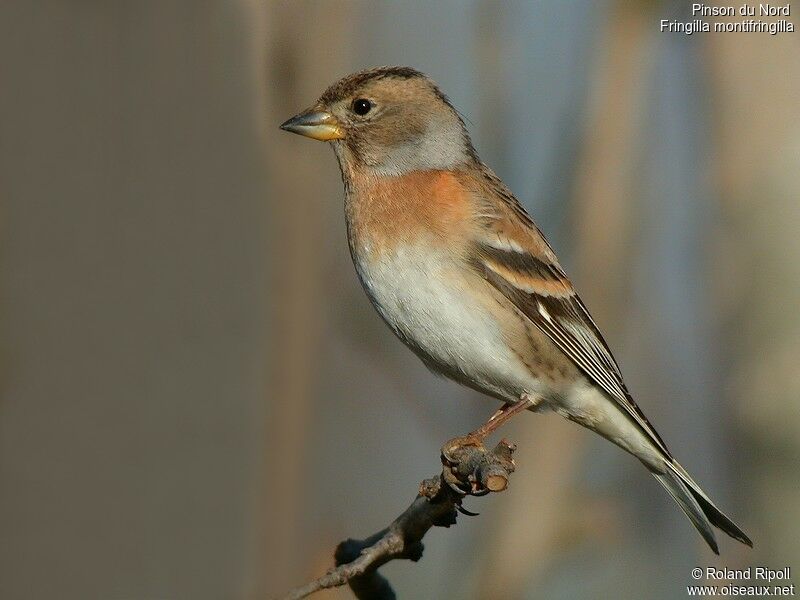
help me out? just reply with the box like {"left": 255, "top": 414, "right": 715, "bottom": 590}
{"left": 706, "top": 27, "right": 800, "bottom": 568}
{"left": 573, "top": 1, "right": 650, "bottom": 327}
{"left": 261, "top": 1, "right": 356, "bottom": 596}
{"left": 1, "top": 2, "right": 272, "bottom": 599}
{"left": 239, "top": 3, "right": 271, "bottom": 597}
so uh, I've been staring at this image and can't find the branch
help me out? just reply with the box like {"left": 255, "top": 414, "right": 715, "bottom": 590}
{"left": 279, "top": 437, "right": 520, "bottom": 600}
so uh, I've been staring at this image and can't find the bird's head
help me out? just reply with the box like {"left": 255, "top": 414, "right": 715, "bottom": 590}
{"left": 280, "top": 66, "right": 477, "bottom": 176}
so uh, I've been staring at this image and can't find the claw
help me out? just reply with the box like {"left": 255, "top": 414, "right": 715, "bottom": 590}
{"left": 456, "top": 504, "right": 480, "bottom": 517}
{"left": 442, "top": 466, "right": 470, "bottom": 494}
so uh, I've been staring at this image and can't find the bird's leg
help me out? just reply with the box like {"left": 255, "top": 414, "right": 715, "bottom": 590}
{"left": 487, "top": 402, "right": 514, "bottom": 422}
{"left": 441, "top": 394, "right": 538, "bottom": 466}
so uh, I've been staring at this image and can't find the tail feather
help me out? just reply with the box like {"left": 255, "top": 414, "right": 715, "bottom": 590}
{"left": 653, "top": 469, "right": 720, "bottom": 554}
{"left": 668, "top": 461, "right": 754, "bottom": 548}
{"left": 653, "top": 461, "right": 752, "bottom": 554}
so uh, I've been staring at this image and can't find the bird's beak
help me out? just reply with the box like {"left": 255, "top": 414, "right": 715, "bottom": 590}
{"left": 279, "top": 109, "right": 344, "bottom": 141}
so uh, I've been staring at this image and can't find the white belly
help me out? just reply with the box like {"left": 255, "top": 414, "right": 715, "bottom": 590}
{"left": 353, "top": 243, "right": 541, "bottom": 401}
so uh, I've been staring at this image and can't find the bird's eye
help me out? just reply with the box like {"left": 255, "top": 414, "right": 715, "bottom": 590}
{"left": 352, "top": 98, "right": 372, "bottom": 116}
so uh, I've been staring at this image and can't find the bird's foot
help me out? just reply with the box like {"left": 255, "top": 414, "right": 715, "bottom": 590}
{"left": 439, "top": 394, "right": 536, "bottom": 495}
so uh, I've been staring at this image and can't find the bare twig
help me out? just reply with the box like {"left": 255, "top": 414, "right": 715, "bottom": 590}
{"left": 279, "top": 398, "right": 534, "bottom": 600}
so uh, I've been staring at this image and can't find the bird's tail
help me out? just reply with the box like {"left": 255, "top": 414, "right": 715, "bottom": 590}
{"left": 652, "top": 460, "right": 753, "bottom": 554}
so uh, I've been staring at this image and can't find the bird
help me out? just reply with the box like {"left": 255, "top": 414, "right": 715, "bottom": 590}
{"left": 280, "top": 66, "right": 752, "bottom": 554}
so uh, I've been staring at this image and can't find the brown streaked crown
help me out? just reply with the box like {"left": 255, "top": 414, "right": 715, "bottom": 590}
{"left": 320, "top": 66, "right": 431, "bottom": 105}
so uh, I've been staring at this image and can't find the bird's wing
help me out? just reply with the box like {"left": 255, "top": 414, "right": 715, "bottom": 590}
{"left": 466, "top": 165, "right": 671, "bottom": 456}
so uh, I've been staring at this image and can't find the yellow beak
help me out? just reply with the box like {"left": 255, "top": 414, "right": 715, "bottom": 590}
{"left": 279, "top": 109, "right": 344, "bottom": 141}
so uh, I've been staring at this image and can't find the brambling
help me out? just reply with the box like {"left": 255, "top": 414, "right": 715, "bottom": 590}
{"left": 280, "top": 66, "right": 751, "bottom": 553}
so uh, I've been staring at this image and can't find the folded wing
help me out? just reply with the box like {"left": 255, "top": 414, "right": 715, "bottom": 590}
{"left": 468, "top": 165, "right": 670, "bottom": 457}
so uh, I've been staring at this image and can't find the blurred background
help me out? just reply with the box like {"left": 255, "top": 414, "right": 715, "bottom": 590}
{"left": 1, "top": 1, "right": 798, "bottom": 599}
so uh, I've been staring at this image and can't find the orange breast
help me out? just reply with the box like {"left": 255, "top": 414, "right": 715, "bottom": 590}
{"left": 346, "top": 169, "right": 473, "bottom": 257}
